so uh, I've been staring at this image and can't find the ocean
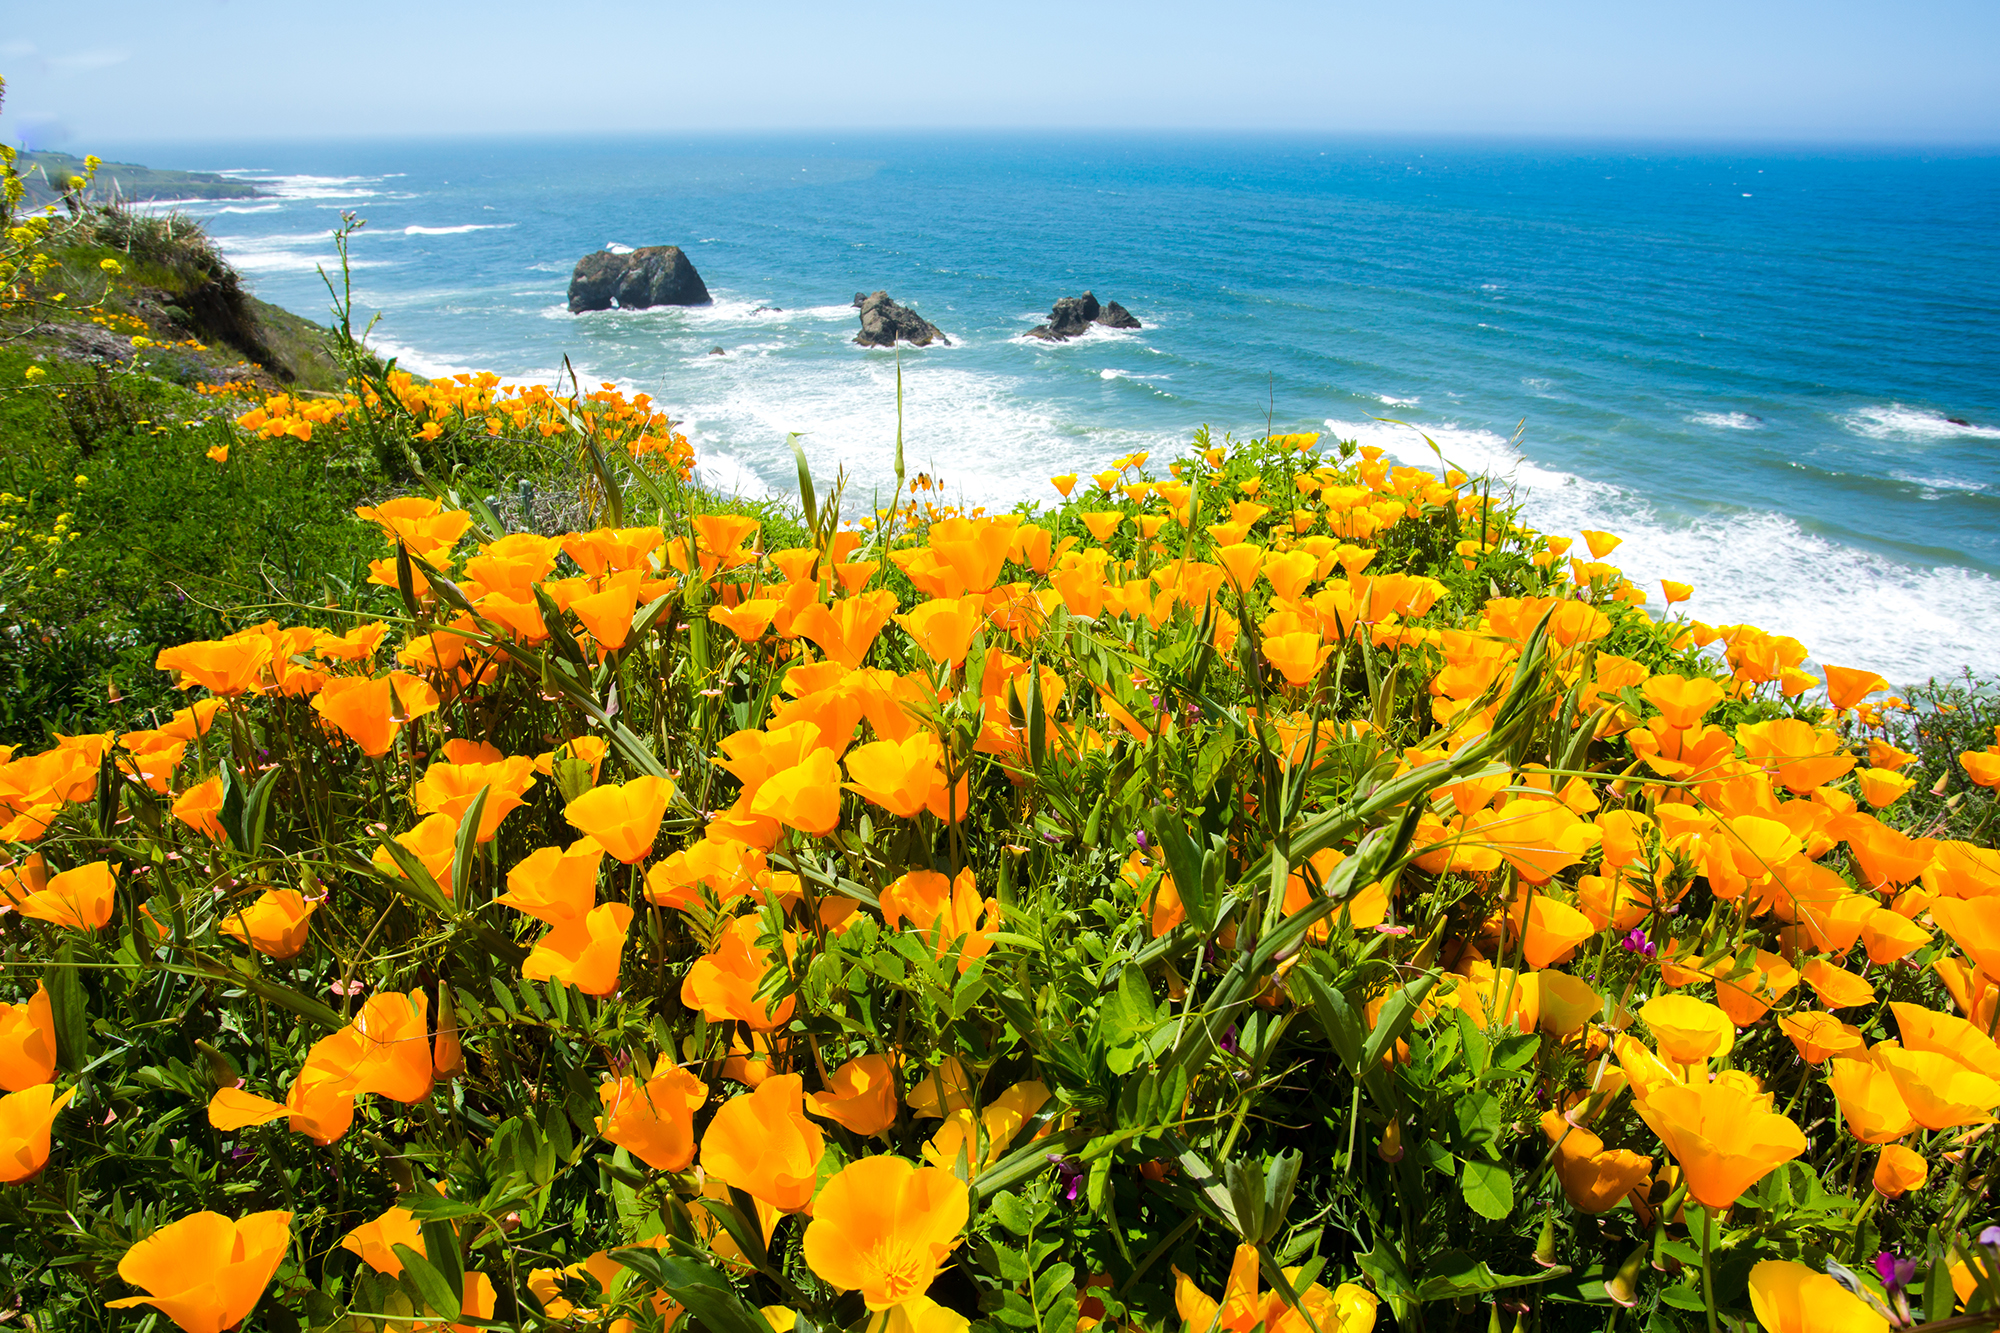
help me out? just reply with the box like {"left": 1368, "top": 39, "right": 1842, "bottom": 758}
{"left": 106, "top": 134, "right": 2000, "bottom": 686}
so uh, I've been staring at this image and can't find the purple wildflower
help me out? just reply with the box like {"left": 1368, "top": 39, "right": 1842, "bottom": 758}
{"left": 1620, "top": 927, "right": 1656, "bottom": 958}
{"left": 1874, "top": 1252, "right": 1917, "bottom": 1295}
{"left": 1049, "top": 1154, "right": 1085, "bottom": 1202}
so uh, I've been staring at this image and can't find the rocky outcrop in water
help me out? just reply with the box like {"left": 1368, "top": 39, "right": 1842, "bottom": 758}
{"left": 1027, "top": 291, "right": 1142, "bottom": 340}
{"left": 568, "top": 246, "right": 712, "bottom": 313}
{"left": 854, "top": 290, "right": 950, "bottom": 347}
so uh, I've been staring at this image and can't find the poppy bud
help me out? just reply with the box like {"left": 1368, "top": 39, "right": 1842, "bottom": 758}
{"left": 1533, "top": 1211, "right": 1558, "bottom": 1268}
{"left": 1606, "top": 1242, "right": 1648, "bottom": 1308}
{"left": 193, "top": 1041, "right": 241, "bottom": 1090}
{"left": 1377, "top": 1118, "right": 1403, "bottom": 1163}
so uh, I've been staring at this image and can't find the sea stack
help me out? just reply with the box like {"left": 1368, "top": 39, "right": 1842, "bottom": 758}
{"left": 568, "top": 246, "right": 712, "bottom": 313}
{"left": 854, "top": 291, "right": 950, "bottom": 347}
{"left": 1027, "top": 291, "right": 1141, "bottom": 341}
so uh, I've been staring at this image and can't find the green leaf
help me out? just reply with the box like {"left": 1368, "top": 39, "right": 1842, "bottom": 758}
{"left": 46, "top": 941, "right": 91, "bottom": 1074}
{"left": 1457, "top": 1159, "right": 1515, "bottom": 1222}
{"left": 391, "top": 1244, "right": 461, "bottom": 1323}
{"left": 451, "top": 785, "right": 489, "bottom": 906}
{"left": 1412, "top": 1251, "right": 1569, "bottom": 1302}
{"left": 1359, "top": 969, "right": 1442, "bottom": 1074}
{"left": 610, "top": 1250, "right": 776, "bottom": 1333}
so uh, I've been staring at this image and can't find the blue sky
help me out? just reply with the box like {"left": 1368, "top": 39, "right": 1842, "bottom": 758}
{"left": 6, "top": 0, "right": 1998, "bottom": 147}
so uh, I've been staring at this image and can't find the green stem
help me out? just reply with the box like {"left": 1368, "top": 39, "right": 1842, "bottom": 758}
{"left": 1701, "top": 1205, "right": 1719, "bottom": 1333}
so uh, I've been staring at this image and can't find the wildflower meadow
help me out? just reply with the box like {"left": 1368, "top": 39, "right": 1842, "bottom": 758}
{"left": 7, "top": 137, "right": 2000, "bottom": 1333}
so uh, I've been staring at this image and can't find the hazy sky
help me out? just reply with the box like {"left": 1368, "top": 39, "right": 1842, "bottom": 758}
{"left": 6, "top": 0, "right": 1998, "bottom": 147}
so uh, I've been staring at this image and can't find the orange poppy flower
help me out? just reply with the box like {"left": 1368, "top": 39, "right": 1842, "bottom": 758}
{"left": 1169, "top": 1242, "right": 1379, "bottom": 1333}
{"left": 1799, "top": 957, "right": 1875, "bottom": 1011}
{"left": 681, "top": 915, "right": 796, "bottom": 1031}
{"left": 1632, "top": 1077, "right": 1806, "bottom": 1208}
{"left": 0, "top": 1083, "right": 75, "bottom": 1183}
{"left": 340, "top": 1204, "right": 423, "bottom": 1275}
{"left": 107, "top": 1209, "right": 293, "bottom": 1333}
{"left": 880, "top": 868, "right": 999, "bottom": 973}
{"left": 1465, "top": 798, "right": 1599, "bottom": 885}
{"left": 171, "top": 777, "right": 227, "bottom": 840}
{"left": 801, "top": 1155, "right": 968, "bottom": 1309}
{"left": 218, "top": 890, "right": 319, "bottom": 960}
{"left": 1777, "top": 1011, "right": 1864, "bottom": 1065}
{"left": 0, "top": 981, "right": 56, "bottom": 1091}
{"left": 497, "top": 840, "right": 606, "bottom": 924}
{"left": 347, "top": 989, "right": 436, "bottom": 1105}
{"left": 1747, "top": 1260, "right": 1888, "bottom": 1333}
{"left": 807, "top": 1053, "right": 899, "bottom": 1136}
{"left": 1930, "top": 896, "right": 2000, "bottom": 977}
{"left": 905, "top": 1057, "right": 976, "bottom": 1118}
{"left": 1638, "top": 995, "right": 1735, "bottom": 1064}
{"left": 563, "top": 775, "right": 673, "bottom": 864}
{"left": 16, "top": 861, "right": 116, "bottom": 931}
{"left": 371, "top": 813, "right": 459, "bottom": 894}
{"left": 311, "top": 673, "right": 440, "bottom": 757}
{"left": 747, "top": 748, "right": 843, "bottom": 836}
{"left": 701, "top": 1073, "right": 825, "bottom": 1213}
{"left": 1828, "top": 1056, "right": 1918, "bottom": 1144}
{"left": 1517, "top": 892, "right": 1597, "bottom": 968}
{"left": 1540, "top": 1112, "right": 1651, "bottom": 1214}
{"left": 411, "top": 756, "right": 537, "bottom": 842}
{"left": 1870, "top": 1042, "right": 2000, "bottom": 1130}
{"left": 844, "top": 735, "right": 965, "bottom": 822}
{"left": 1872, "top": 1143, "right": 1928, "bottom": 1200}
{"left": 597, "top": 1067, "right": 707, "bottom": 1171}
{"left": 896, "top": 596, "right": 986, "bottom": 669}
{"left": 1891, "top": 1001, "right": 2000, "bottom": 1081}
{"left": 154, "top": 635, "right": 274, "bottom": 697}
{"left": 790, "top": 591, "right": 900, "bottom": 669}
{"left": 1261, "top": 631, "right": 1333, "bottom": 687}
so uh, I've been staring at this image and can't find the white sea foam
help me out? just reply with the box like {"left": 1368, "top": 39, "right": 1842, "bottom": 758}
{"left": 214, "top": 203, "right": 283, "bottom": 215}
{"left": 1324, "top": 416, "right": 2000, "bottom": 684}
{"left": 679, "top": 359, "right": 1176, "bottom": 514}
{"left": 1890, "top": 471, "right": 1989, "bottom": 494}
{"left": 402, "top": 224, "right": 515, "bottom": 236}
{"left": 1844, "top": 404, "right": 2000, "bottom": 441}
{"left": 1521, "top": 377, "right": 1557, "bottom": 396}
{"left": 604, "top": 242, "right": 634, "bottom": 255}
{"left": 211, "top": 230, "right": 371, "bottom": 275}
{"left": 1101, "top": 369, "right": 1131, "bottom": 380}
{"left": 1375, "top": 394, "right": 1420, "bottom": 406}
{"left": 1688, "top": 411, "right": 1763, "bottom": 431}
{"left": 251, "top": 173, "right": 381, "bottom": 201}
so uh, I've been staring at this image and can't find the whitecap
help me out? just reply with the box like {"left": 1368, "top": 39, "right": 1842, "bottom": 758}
{"left": 1323, "top": 416, "right": 2000, "bottom": 684}
{"left": 1843, "top": 404, "right": 2000, "bottom": 441}
{"left": 1375, "top": 394, "right": 1419, "bottom": 406}
{"left": 1687, "top": 411, "right": 1763, "bottom": 431}
{"left": 604, "top": 242, "right": 634, "bottom": 255}
{"left": 402, "top": 223, "right": 516, "bottom": 236}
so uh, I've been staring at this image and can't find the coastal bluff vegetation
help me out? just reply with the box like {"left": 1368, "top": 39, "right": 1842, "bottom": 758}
{"left": 5, "top": 131, "right": 2000, "bottom": 1333}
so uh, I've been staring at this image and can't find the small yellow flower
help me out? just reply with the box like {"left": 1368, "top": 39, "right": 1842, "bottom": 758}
{"left": 23, "top": 367, "right": 44, "bottom": 382}
{"left": 100, "top": 258, "right": 123, "bottom": 275}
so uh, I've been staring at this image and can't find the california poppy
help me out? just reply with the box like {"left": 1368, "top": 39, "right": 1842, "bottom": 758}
{"left": 16, "top": 861, "right": 116, "bottom": 931}
{"left": 340, "top": 1203, "right": 423, "bottom": 1275}
{"left": 807, "top": 1054, "right": 899, "bottom": 1136}
{"left": 1633, "top": 1077, "right": 1805, "bottom": 1207}
{"left": 1872, "top": 1144, "right": 1927, "bottom": 1199}
{"left": 1540, "top": 1111, "right": 1652, "bottom": 1214}
{"left": 1638, "top": 995, "right": 1735, "bottom": 1064}
{"left": 1745, "top": 1259, "right": 1888, "bottom": 1333}
{"left": 0, "top": 1083, "right": 75, "bottom": 1183}
{"left": 701, "top": 1074, "right": 825, "bottom": 1213}
{"left": 598, "top": 1067, "right": 706, "bottom": 1171}
{"left": 171, "top": 777, "right": 227, "bottom": 841}
{"left": 800, "top": 1155, "right": 969, "bottom": 1309}
{"left": 681, "top": 915, "right": 796, "bottom": 1031}
{"left": 564, "top": 775, "right": 673, "bottom": 864}
{"left": 108, "top": 1209, "right": 293, "bottom": 1333}
{"left": 218, "top": 889, "right": 319, "bottom": 960}
{"left": 1169, "top": 1243, "right": 1379, "bottom": 1333}
{"left": 0, "top": 982, "right": 54, "bottom": 1092}
{"left": 411, "top": 755, "right": 537, "bottom": 842}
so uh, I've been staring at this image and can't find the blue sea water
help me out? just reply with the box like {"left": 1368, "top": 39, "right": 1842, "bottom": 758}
{"left": 108, "top": 134, "right": 2000, "bottom": 684}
